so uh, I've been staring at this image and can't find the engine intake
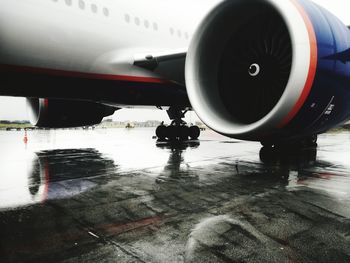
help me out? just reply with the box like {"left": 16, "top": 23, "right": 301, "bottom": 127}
{"left": 186, "top": 0, "right": 317, "bottom": 140}
{"left": 219, "top": 7, "right": 292, "bottom": 124}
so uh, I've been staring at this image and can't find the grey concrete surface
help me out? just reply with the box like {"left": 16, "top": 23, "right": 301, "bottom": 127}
{"left": 0, "top": 128, "right": 350, "bottom": 262}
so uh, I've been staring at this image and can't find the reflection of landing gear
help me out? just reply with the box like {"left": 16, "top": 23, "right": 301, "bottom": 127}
{"left": 156, "top": 140, "right": 200, "bottom": 182}
{"left": 261, "top": 135, "right": 318, "bottom": 149}
{"left": 155, "top": 107, "right": 200, "bottom": 141}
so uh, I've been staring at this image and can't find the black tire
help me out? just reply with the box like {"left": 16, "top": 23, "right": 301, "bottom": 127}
{"left": 310, "top": 135, "right": 318, "bottom": 146}
{"left": 189, "top": 126, "right": 200, "bottom": 140}
{"left": 156, "top": 125, "right": 167, "bottom": 140}
{"left": 166, "top": 126, "right": 178, "bottom": 141}
{"left": 259, "top": 146, "right": 277, "bottom": 164}
{"left": 302, "top": 135, "right": 318, "bottom": 147}
{"left": 179, "top": 126, "right": 190, "bottom": 141}
{"left": 260, "top": 141, "right": 273, "bottom": 148}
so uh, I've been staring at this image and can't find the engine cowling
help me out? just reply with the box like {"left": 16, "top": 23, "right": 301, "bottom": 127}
{"left": 26, "top": 98, "right": 116, "bottom": 128}
{"left": 186, "top": 0, "right": 350, "bottom": 143}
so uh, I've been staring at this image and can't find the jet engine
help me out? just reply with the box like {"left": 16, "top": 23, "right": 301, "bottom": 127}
{"left": 26, "top": 98, "right": 116, "bottom": 128}
{"left": 186, "top": 0, "right": 350, "bottom": 144}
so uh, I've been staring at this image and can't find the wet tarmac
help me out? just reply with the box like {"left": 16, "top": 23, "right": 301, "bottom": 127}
{"left": 0, "top": 128, "right": 350, "bottom": 262}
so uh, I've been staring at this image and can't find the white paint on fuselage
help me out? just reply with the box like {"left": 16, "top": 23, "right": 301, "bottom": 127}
{"left": 0, "top": 0, "right": 219, "bottom": 78}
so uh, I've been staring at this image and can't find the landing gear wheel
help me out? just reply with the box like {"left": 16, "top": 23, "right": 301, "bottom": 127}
{"left": 156, "top": 125, "right": 167, "bottom": 140}
{"left": 179, "top": 126, "right": 190, "bottom": 141}
{"left": 309, "top": 135, "right": 318, "bottom": 146}
{"left": 189, "top": 126, "right": 200, "bottom": 140}
{"left": 166, "top": 126, "right": 178, "bottom": 141}
{"left": 260, "top": 135, "right": 318, "bottom": 149}
{"left": 260, "top": 140, "right": 273, "bottom": 148}
{"left": 300, "top": 135, "right": 318, "bottom": 147}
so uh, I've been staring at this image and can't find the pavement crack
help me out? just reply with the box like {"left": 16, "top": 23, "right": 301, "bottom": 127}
{"left": 304, "top": 201, "right": 347, "bottom": 219}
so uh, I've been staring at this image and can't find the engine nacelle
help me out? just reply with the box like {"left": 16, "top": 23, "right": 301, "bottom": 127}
{"left": 26, "top": 98, "right": 116, "bottom": 128}
{"left": 186, "top": 0, "right": 350, "bottom": 143}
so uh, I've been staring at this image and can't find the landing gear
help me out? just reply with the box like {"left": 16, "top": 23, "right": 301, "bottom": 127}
{"left": 260, "top": 135, "right": 318, "bottom": 149}
{"left": 259, "top": 145, "right": 317, "bottom": 165}
{"left": 155, "top": 107, "right": 201, "bottom": 141}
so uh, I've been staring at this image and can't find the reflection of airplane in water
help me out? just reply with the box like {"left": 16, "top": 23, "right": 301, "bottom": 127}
{"left": 1, "top": 144, "right": 202, "bottom": 209}
{"left": 27, "top": 149, "right": 116, "bottom": 204}
{"left": 153, "top": 142, "right": 350, "bottom": 199}
{"left": 0, "top": 141, "right": 347, "bottom": 211}
{"left": 259, "top": 146, "right": 350, "bottom": 197}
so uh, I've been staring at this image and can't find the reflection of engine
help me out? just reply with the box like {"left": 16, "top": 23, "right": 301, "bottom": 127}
{"left": 28, "top": 149, "right": 116, "bottom": 202}
{"left": 26, "top": 98, "right": 116, "bottom": 128}
{"left": 186, "top": 0, "right": 350, "bottom": 143}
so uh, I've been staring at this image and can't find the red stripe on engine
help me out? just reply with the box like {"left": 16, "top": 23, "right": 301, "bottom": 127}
{"left": 0, "top": 64, "right": 169, "bottom": 84}
{"left": 277, "top": 0, "right": 318, "bottom": 128}
{"left": 43, "top": 98, "right": 49, "bottom": 122}
{"left": 43, "top": 98, "right": 49, "bottom": 108}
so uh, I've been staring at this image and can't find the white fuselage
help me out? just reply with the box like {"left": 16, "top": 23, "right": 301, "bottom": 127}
{"left": 0, "top": 0, "right": 219, "bottom": 78}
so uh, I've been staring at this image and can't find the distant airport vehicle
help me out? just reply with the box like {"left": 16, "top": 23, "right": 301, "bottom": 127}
{"left": 0, "top": 0, "right": 349, "bottom": 146}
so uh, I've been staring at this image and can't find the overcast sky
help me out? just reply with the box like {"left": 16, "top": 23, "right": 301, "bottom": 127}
{"left": 0, "top": 0, "right": 349, "bottom": 122}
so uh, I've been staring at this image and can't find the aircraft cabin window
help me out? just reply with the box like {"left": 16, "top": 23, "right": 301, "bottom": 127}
{"left": 135, "top": 17, "right": 140, "bottom": 26}
{"left": 153, "top": 22, "right": 158, "bottom": 31}
{"left": 170, "top": 28, "right": 174, "bottom": 35}
{"left": 65, "top": 0, "right": 72, "bottom": 6}
{"left": 103, "top": 8, "right": 109, "bottom": 17}
{"left": 125, "top": 14, "right": 131, "bottom": 23}
{"left": 144, "top": 20, "right": 150, "bottom": 29}
{"left": 79, "top": 0, "right": 85, "bottom": 10}
{"left": 91, "top": 4, "right": 98, "bottom": 14}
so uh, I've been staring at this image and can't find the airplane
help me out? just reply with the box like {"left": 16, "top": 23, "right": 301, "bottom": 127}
{"left": 1, "top": 0, "right": 350, "bottom": 148}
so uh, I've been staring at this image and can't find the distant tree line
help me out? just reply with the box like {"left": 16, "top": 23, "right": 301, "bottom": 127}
{"left": 0, "top": 120, "right": 31, "bottom": 124}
